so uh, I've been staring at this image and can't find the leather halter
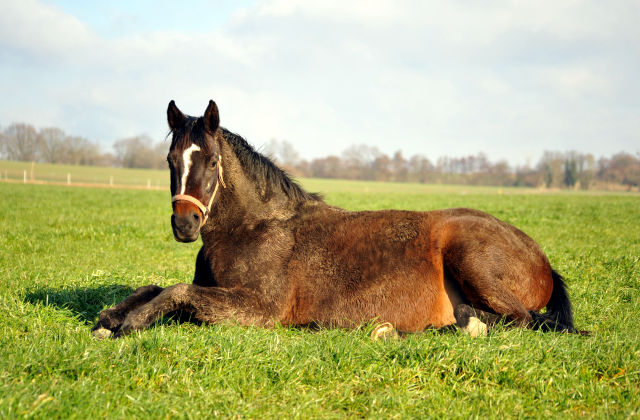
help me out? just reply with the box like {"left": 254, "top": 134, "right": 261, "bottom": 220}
{"left": 171, "top": 154, "right": 227, "bottom": 227}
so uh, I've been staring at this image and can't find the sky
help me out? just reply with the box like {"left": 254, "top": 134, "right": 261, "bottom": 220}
{"left": 1, "top": 0, "right": 639, "bottom": 166}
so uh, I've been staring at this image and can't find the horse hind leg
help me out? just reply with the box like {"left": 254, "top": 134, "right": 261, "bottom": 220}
{"left": 445, "top": 249, "right": 539, "bottom": 332}
{"left": 445, "top": 261, "right": 536, "bottom": 336}
{"left": 452, "top": 282, "right": 534, "bottom": 336}
{"left": 92, "top": 285, "right": 164, "bottom": 339}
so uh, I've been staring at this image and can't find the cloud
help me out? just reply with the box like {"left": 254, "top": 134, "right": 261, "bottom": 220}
{"left": 0, "top": 0, "right": 638, "bottom": 164}
{"left": 0, "top": 0, "right": 99, "bottom": 66}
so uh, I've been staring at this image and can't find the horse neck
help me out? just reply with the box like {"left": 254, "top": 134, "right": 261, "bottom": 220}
{"left": 202, "top": 142, "right": 295, "bottom": 235}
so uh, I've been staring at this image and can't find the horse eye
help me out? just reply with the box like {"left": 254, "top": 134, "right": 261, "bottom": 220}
{"left": 210, "top": 160, "right": 218, "bottom": 169}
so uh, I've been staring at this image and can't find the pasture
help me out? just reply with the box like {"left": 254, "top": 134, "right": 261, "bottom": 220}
{"left": 0, "top": 160, "right": 168, "bottom": 189}
{"left": 1, "top": 178, "right": 639, "bottom": 419}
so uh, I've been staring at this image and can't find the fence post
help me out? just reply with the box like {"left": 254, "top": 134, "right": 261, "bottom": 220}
{"left": 110, "top": 175, "right": 113, "bottom": 187}
{"left": 147, "top": 178, "right": 151, "bottom": 189}
{"left": 67, "top": 173, "right": 70, "bottom": 185}
{"left": 24, "top": 170, "right": 27, "bottom": 183}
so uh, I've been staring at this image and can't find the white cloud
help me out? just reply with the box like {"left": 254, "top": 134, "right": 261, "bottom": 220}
{"left": 0, "top": 0, "right": 99, "bottom": 65}
{"left": 0, "top": 0, "right": 638, "bottom": 164}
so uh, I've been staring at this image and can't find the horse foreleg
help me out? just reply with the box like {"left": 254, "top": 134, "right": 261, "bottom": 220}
{"left": 92, "top": 285, "right": 164, "bottom": 339}
{"left": 112, "top": 283, "right": 274, "bottom": 338}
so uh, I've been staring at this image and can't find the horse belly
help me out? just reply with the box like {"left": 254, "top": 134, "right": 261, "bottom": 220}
{"left": 396, "top": 271, "right": 464, "bottom": 331}
{"left": 279, "top": 265, "right": 462, "bottom": 332}
{"left": 351, "top": 270, "right": 462, "bottom": 331}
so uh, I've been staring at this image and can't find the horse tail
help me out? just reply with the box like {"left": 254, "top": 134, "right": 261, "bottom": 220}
{"left": 529, "top": 269, "right": 575, "bottom": 333}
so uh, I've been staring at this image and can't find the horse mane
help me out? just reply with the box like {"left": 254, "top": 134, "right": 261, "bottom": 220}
{"left": 220, "top": 128, "right": 323, "bottom": 203}
{"left": 170, "top": 117, "right": 214, "bottom": 155}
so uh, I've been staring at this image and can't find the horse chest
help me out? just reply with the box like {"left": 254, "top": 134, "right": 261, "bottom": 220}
{"left": 206, "top": 224, "right": 295, "bottom": 286}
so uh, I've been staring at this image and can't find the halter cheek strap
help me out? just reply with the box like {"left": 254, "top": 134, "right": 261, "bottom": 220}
{"left": 171, "top": 155, "right": 226, "bottom": 227}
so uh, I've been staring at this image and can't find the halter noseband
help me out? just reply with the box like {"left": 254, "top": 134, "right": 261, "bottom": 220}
{"left": 171, "top": 154, "right": 227, "bottom": 227}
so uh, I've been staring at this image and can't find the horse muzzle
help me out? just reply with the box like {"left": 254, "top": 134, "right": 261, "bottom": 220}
{"left": 171, "top": 201, "right": 203, "bottom": 243}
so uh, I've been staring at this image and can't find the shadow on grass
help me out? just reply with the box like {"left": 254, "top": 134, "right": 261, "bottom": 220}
{"left": 24, "top": 284, "right": 134, "bottom": 325}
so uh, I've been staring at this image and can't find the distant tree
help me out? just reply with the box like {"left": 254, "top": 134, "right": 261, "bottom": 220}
{"left": 279, "top": 141, "right": 300, "bottom": 167}
{"left": 39, "top": 127, "right": 68, "bottom": 163}
{"left": 154, "top": 141, "right": 170, "bottom": 164}
{"left": 598, "top": 152, "right": 640, "bottom": 187}
{"left": 265, "top": 139, "right": 300, "bottom": 167}
{"left": 513, "top": 165, "right": 542, "bottom": 187}
{"left": 564, "top": 157, "right": 578, "bottom": 188}
{"left": 341, "top": 144, "right": 382, "bottom": 180}
{"left": 372, "top": 154, "right": 391, "bottom": 182}
{"left": 113, "top": 135, "right": 166, "bottom": 169}
{"left": 391, "top": 151, "right": 408, "bottom": 182}
{"left": 65, "top": 135, "right": 100, "bottom": 165}
{"left": 572, "top": 152, "right": 596, "bottom": 189}
{"left": 1, "top": 123, "right": 39, "bottom": 161}
{"left": 538, "top": 151, "right": 564, "bottom": 188}
{"left": 407, "top": 154, "right": 435, "bottom": 184}
{"left": 310, "top": 155, "right": 342, "bottom": 178}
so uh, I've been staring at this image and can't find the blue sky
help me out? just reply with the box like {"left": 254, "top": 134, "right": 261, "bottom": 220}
{"left": 49, "top": 0, "right": 254, "bottom": 38}
{"left": 1, "top": 0, "right": 639, "bottom": 166}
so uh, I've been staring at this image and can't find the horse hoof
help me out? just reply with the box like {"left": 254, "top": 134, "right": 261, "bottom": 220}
{"left": 462, "top": 317, "right": 487, "bottom": 337}
{"left": 92, "top": 327, "right": 113, "bottom": 340}
{"left": 371, "top": 322, "right": 399, "bottom": 341}
{"left": 454, "top": 304, "right": 487, "bottom": 337}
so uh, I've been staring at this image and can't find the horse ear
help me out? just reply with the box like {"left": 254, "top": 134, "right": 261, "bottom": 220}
{"left": 204, "top": 100, "right": 220, "bottom": 133}
{"left": 167, "top": 100, "right": 185, "bottom": 131}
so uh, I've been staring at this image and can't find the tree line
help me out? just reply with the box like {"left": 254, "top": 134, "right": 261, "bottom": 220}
{"left": 265, "top": 139, "right": 640, "bottom": 190}
{"left": 1, "top": 122, "right": 638, "bottom": 189}
{"left": 0, "top": 123, "right": 168, "bottom": 169}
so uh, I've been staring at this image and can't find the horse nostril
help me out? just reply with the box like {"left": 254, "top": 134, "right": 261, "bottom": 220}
{"left": 193, "top": 213, "right": 200, "bottom": 223}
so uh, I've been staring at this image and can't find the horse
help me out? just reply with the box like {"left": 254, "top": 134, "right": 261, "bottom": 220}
{"left": 93, "top": 100, "right": 579, "bottom": 340}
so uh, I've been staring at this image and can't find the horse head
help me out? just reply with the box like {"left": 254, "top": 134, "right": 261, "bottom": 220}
{"left": 166, "top": 100, "right": 226, "bottom": 242}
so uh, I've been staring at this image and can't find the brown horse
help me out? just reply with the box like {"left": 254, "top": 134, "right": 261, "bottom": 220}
{"left": 93, "top": 100, "right": 578, "bottom": 340}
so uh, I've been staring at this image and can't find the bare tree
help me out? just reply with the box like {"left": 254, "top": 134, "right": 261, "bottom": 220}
{"left": 598, "top": 152, "right": 640, "bottom": 187}
{"left": 1, "top": 123, "right": 39, "bottom": 161}
{"left": 265, "top": 138, "right": 301, "bottom": 167}
{"left": 538, "top": 151, "right": 565, "bottom": 188}
{"left": 407, "top": 154, "right": 435, "bottom": 184}
{"left": 39, "top": 127, "right": 68, "bottom": 163}
{"left": 342, "top": 144, "right": 382, "bottom": 180}
{"left": 113, "top": 135, "right": 166, "bottom": 169}
{"left": 391, "top": 151, "right": 408, "bottom": 182}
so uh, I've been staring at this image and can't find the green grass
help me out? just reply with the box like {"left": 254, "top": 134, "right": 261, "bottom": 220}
{"left": 0, "top": 160, "right": 169, "bottom": 188}
{"left": 1, "top": 180, "right": 639, "bottom": 419}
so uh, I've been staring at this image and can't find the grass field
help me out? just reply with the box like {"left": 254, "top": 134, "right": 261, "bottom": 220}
{"left": 0, "top": 160, "right": 169, "bottom": 188}
{"left": 1, "top": 179, "right": 639, "bottom": 419}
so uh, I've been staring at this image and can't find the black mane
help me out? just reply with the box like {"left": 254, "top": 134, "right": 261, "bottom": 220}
{"left": 220, "top": 128, "right": 323, "bottom": 203}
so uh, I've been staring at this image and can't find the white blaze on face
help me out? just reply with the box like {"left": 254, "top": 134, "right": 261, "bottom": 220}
{"left": 180, "top": 144, "right": 201, "bottom": 195}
